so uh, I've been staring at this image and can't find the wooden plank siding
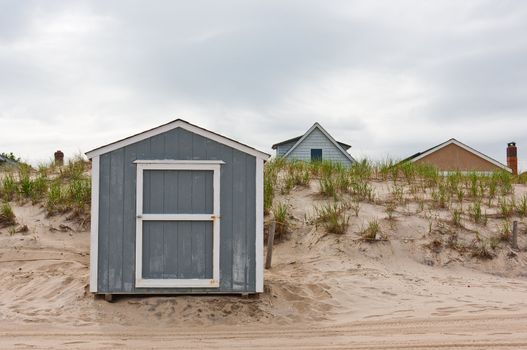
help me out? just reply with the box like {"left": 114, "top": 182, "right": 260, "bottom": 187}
{"left": 284, "top": 128, "right": 353, "bottom": 165}
{"left": 414, "top": 143, "right": 505, "bottom": 173}
{"left": 276, "top": 141, "right": 296, "bottom": 157}
{"left": 96, "top": 127, "right": 257, "bottom": 294}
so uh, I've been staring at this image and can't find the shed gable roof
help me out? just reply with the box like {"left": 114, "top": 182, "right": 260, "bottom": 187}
{"left": 404, "top": 138, "right": 511, "bottom": 172}
{"left": 281, "top": 123, "right": 355, "bottom": 162}
{"left": 85, "top": 119, "right": 270, "bottom": 160}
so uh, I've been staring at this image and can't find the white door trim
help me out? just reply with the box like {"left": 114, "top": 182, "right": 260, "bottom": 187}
{"left": 255, "top": 158, "right": 264, "bottom": 292}
{"left": 89, "top": 156, "right": 100, "bottom": 293}
{"left": 135, "top": 160, "right": 221, "bottom": 288}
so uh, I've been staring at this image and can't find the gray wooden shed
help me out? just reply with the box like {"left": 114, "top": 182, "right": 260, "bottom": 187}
{"left": 85, "top": 119, "right": 270, "bottom": 295}
{"left": 271, "top": 122, "right": 356, "bottom": 166}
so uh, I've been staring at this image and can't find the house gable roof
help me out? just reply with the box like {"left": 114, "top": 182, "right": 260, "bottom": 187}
{"left": 281, "top": 123, "right": 355, "bottom": 163}
{"left": 85, "top": 119, "right": 270, "bottom": 160}
{"left": 404, "top": 138, "right": 511, "bottom": 172}
{"left": 272, "top": 136, "right": 351, "bottom": 151}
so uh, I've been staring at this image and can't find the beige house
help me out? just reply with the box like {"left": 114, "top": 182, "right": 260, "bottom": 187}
{"left": 403, "top": 138, "right": 511, "bottom": 173}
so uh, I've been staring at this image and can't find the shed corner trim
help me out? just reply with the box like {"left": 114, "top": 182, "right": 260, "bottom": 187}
{"left": 255, "top": 157, "right": 264, "bottom": 293}
{"left": 89, "top": 155, "right": 100, "bottom": 293}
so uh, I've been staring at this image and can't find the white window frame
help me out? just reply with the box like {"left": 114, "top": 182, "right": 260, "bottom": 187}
{"left": 134, "top": 160, "right": 223, "bottom": 288}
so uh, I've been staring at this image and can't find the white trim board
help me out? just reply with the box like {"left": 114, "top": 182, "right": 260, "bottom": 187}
{"left": 85, "top": 119, "right": 270, "bottom": 160}
{"left": 255, "top": 158, "right": 264, "bottom": 293}
{"left": 135, "top": 160, "right": 221, "bottom": 288}
{"left": 410, "top": 138, "right": 511, "bottom": 173}
{"left": 282, "top": 122, "right": 356, "bottom": 163}
{"left": 133, "top": 160, "right": 225, "bottom": 165}
{"left": 89, "top": 156, "right": 100, "bottom": 293}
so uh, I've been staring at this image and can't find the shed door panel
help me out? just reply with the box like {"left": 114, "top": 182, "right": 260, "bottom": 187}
{"left": 142, "top": 221, "right": 213, "bottom": 279}
{"left": 143, "top": 170, "right": 213, "bottom": 214}
{"left": 135, "top": 161, "right": 221, "bottom": 289}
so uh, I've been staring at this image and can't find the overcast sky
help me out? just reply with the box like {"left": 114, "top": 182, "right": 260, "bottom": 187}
{"left": 1, "top": 1, "right": 526, "bottom": 168}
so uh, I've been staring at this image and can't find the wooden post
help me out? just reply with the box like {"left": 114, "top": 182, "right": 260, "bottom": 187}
{"left": 265, "top": 221, "right": 276, "bottom": 269}
{"left": 511, "top": 220, "right": 518, "bottom": 250}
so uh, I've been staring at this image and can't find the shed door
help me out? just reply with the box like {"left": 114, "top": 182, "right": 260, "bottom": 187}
{"left": 134, "top": 160, "right": 222, "bottom": 288}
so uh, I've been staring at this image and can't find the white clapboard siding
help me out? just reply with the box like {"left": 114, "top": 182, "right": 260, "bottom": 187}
{"left": 287, "top": 128, "right": 353, "bottom": 164}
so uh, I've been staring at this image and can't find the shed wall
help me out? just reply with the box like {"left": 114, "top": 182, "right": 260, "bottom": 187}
{"left": 414, "top": 143, "right": 503, "bottom": 172}
{"left": 97, "top": 127, "right": 257, "bottom": 294}
{"left": 286, "top": 128, "right": 353, "bottom": 165}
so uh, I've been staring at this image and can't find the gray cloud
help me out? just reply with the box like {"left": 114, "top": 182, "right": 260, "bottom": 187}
{"left": 0, "top": 0, "right": 526, "bottom": 168}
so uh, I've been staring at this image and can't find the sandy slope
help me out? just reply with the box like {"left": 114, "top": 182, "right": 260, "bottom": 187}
{"left": 0, "top": 180, "right": 527, "bottom": 348}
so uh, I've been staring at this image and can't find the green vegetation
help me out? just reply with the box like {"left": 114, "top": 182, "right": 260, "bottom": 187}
{"left": 468, "top": 201, "right": 483, "bottom": 224}
{"left": 470, "top": 238, "right": 494, "bottom": 260}
{"left": 263, "top": 157, "right": 524, "bottom": 259}
{"left": 0, "top": 155, "right": 91, "bottom": 221}
{"left": 498, "top": 220, "right": 511, "bottom": 241}
{"left": 312, "top": 201, "right": 350, "bottom": 235}
{"left": 0, "top": 202, "right": 16, "bottom": 227}
{"left": 1, "top": 174, "right": 17, "bottom": 201}
{"left": 451, "top": 208, "right": 462, "bottom": 227}
{"left": 319, "top": 174, "right": 337, "bottom": 198}
{"left": 272, "top": 202, "right": 289, "bottom": 239}
{"left": 517, "top": 195, "right": 527, "bottom": 217}
{"left": 385, "top": 201, "right": 396, "bottom": 220}
{"left": 361, "top": 219, "right": 382, "bottom": 241}
{"left": 263, "top": 158, "right": 284, "bottom": 214}
{"left": 498, "top": 197, "right": 514, "bottom": 218}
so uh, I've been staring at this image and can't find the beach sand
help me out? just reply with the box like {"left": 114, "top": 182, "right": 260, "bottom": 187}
{"left": 0, "top": 180, "right": 526, "bottom": 348}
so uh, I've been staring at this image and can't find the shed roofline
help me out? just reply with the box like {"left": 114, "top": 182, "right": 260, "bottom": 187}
{"left": 85, "top": 119, "right": 270, "bottom": 160}
{"left": 281, "top": 122, "right": 355, "bottom": 162}
{"left": 408, "top": 138, "right": 511, "bottom": 173}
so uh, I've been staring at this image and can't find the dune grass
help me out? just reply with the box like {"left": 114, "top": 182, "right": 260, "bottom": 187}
{"left": 0, "top": 154, "right": 91, "bottom": 221}
{"left": 1, "top": 174, "right": 17, "bottom": 201}
{"left": 361, "top": 219, "right": 382, "bottom": 241}
{"left": 451, "top": 208, "right": 463, "bottom": 227}
{"left": 0, "top": 202, "right": 16, "bottom": 227}
{"left": 470, "top": 238, "right": 494, "bottom": 260}
{"left": 312, "top": 201, "right": 349, "bottom": 234}
{"left": 272, "top": 202, "right": 289, "bottom": 239}
{"left": 516, "top": 195, "right": 527, "bottom": 217}
{"left": 264, "top": 157, "right": 524, "bottom": 255}
{"left": 498, "top": 220, "right": 511, "bottom": 241}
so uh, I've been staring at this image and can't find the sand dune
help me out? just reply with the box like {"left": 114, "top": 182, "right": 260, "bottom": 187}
{"left": 0, "top": 179, "right": 527, "bottom": 348}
